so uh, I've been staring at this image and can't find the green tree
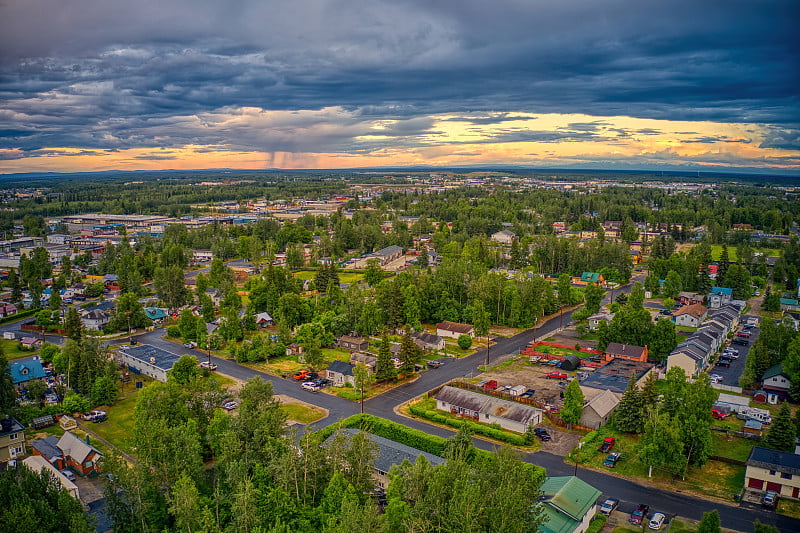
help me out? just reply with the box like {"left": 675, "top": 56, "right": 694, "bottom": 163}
{"left": 0, "top": 353, "right": 14, "bottom": 411}
{"left": 557, "top": 273, "right": 573, "bottom": 307}
{"left": 90, "top": 375, "right": 118, "bottom": 406}
{"left": 26, "top": 378, "right": 47, "bottom": 404}
{"left": 583, "top": 282, "right": 605, "bottom": 315}
{"left": 398, "top": 330, "right": 423, "bottom": 374}
{"left": 375, "top": 332, "right": 396, "bottom": 382}
{"left": 561, "top": 378, "right": 584, "bottom": 426}
{"left": 697, "top": 510, "right": 721, "bottom": 533}
{"left": 718, "top": 245, "right": 730, "bottom": 281}
{"left": 762, "top": 402, "right": 796, "bottom": 452}
{"left": 363, "top": 259, "right": 384, "bottom": 286}
{"left": 649, "top": 318, "right": 678, "bottom": 363}
{"left": 169, "top": 355, "right": 200, "bottom": 385}
{"left": 153, "top": 264, "right": 190, "bottom": 310}
{"left": 614, "top": 373, "right": 644, "bottom": 433}
{"left": 753, "top": 520, "right": 780, "bottom": 533}
{"left": 62, "top": 390, "right": 90, "bottom": 413}
{"left": 457, "top": 334, "right": 473, "bottom": 350}
{"left": 638, "top": 409, "right": 684, "bottom": 477}
{"left": 663, "top": 270, "right": 683, "bottom": 299}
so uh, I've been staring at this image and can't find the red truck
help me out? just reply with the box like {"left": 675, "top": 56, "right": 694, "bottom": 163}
{"left": 545, "top": 372, "right": 568, "bottom": 379}
{"left": 599, "top": 437, "right": 616, "bottom": 452}
{"left": 711, "top": 408, "right": 727, "bottom": 419}
{"left": 482, "top": 380, "right": 499, "bottom": 390}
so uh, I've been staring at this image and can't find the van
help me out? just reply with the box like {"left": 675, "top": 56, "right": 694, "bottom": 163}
{"left": 60, "top": 470, "right": 76, "bottom": 482}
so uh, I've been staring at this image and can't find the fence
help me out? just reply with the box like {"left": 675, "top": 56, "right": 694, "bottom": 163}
{"left": 711, "top": 383, "right": 743, "bottom": 393}
{"left": 445, "top": 380, "right": 593, "bottom": 433}
{"left": 520, "top": 348, "right": 603, "bottom": 369}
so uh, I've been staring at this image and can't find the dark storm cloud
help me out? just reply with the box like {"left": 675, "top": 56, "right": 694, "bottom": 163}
{"left": 0, "top": 0, "right": 797, "bottom": 155}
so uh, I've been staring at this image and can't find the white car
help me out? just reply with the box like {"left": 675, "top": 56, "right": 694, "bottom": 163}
{"left": 301, "top": 381, "right": 320, "bottom": 392}
{"left": 199, "top": 361, "right": 218, "bottom": 370}
{"left": 709, "top": 374, "right": 723, "bottom": 381}
{"left": 648, "top": 512, "right": 666, "bottom": 530}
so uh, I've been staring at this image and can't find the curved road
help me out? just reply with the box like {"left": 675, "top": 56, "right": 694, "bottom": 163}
{"left": 111, "top": 277, "right": 798, "bottom": 531}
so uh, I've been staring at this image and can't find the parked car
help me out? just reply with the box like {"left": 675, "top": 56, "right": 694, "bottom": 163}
{"left": 762, "top": 490, "right": 779, "bottom": 508}
{"left": 732, "top": 338, "right": 749, "bottom": 346}
{"left": 630, "top": 504, "right": 649, "bottom": 525}
{"left": 599, "top": 437, "right": 616, "bottom": 452}
{"left": 301, "top": 381, "right": 321, "bottom": 392}
{"left": 604, "top": 452, "right": 622, "bottom": 467}
{"left": 711, "top": 408, "right": 727, "bottom": 419}
{"left": 648, "top": 512, "right": 667, "bottom": 530}
{"left": 598, "top": 498, "right": 619, "bottom": 515}
{"left": 520, "top": 388, "right": 536, "bottom": 399}
{"left": 533, "top": 428, "right": 551, "bottom": 441}
{"left": 313, "top": 378, "right": 333, "bottom": 388}
{"left": 545, "top": 372, "right": 568, "bottom": 380}
{"left": 709, "top": 373, "right": 723, "bottom": 382}
{"left": 183, "top": 341, "right": 197, "bottom": 348}
{"left": 293, "top": 370, "right": 312, "bottom": 381}
{"left": 199, "top": 361, "right": 218, "bottom": 370}
{"left": 659, "top": 309, "right": 671, "bottom": 315}
{"left": 715, "top": 359, "right": 730, "bottom": 367}
{"left": 427, "top": 360, "right": 443, "bottom": 369}
{"left": 60, "top": 469, "right": 76, "bottom": 482}
{"left": 222, "top": 400, "right": 238, "bottom": 410}
{"left": 737, "top": 330, "right": 751, "bottom": 338}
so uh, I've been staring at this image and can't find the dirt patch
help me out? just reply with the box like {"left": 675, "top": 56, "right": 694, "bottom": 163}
{"left": 536, "top": 424, "right": 583, "bottom": 455}
{"left": 477, "top": 356, "right": 572, "bottom": 408}
{"left": 74, "top": 475, "right": 106, "bottom": 504}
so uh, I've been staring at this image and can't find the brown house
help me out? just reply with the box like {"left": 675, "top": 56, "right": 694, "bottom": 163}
{"left": 338, "top": 334, "right": 370, "bottom": 352}
{"left": 436, "top": 321, "right": 475, "bottom": 339}
{"left": 603, "top": 342, "right": 649, "bottom": 363}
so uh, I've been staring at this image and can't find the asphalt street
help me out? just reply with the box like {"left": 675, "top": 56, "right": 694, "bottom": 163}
{"left": 12, "top": 273, "right": 798, "bottom": 531}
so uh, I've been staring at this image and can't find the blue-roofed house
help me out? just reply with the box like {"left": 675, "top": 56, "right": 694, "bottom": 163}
{"left": 119, "top": 344, "right": 182, "bottom": 382}
{"left": 144, "top": 307, "right": 168, "bottom": 321}
{"left": 707, "top": 286, "right": 733, "bottom": 308}
{"left": 780, "top": 298, "right": 800, "bottom": 312}
{"left": 746, "top": 447, "right": 800, "bottom": 499}
{"left": 10, "top": 359, "right": 46, "bottom": 391}
{"left": 539, "top": 476, "right": 602, "bottom": 533}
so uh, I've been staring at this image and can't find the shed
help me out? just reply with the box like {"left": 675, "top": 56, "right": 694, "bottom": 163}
{"left": 753, "top": 390, "right": 768, "bottom": 404}
{"left": 743, "top": 419, "right": 763, "bottom": 436}
{"left": 59, "top": 415, "right": 77, "bottom": 430}
{"left": 509, "top": 385, "right": 527, "bottom": 397}
{"left": 560, "top": 355, "right": 581, "bottom": 371}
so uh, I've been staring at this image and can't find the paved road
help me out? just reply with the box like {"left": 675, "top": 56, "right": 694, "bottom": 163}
{"left": 711, "top": 318, "right": 758, "bottom": 386}
{"left": 123, "top": 279, "right": 799, "bottom": 532}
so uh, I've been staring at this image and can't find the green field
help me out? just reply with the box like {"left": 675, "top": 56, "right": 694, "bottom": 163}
{"left": 1, "top": 339, "right": 41, "bottom": 360}
{"left": 710, "top": 245, "right": 780, "bottom": 262}
{"left": 281, "top": 403, "right": 326, "bottom": 424}
{"left": 293, "top": 269, "right": 364, "bottom": 284}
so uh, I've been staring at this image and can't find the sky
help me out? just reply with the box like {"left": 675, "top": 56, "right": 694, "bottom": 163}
{"left": 0, "top": 0, "right": 798, "bottom": 175}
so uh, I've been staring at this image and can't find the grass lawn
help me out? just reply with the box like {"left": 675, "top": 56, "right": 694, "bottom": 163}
{"left": 668, "top": 520, "right": 697, "bottom": 533}
{"left": 675, "top": 326, "right": 698, "bottom": 334}
{"left": 281, "top": 402, "right": 326, "bottom": 424}
{"left": 777, "top": 497, "right": 800, "bottom": 519}
{"left": 91, "top": 381, "right": 147, "bottom": 456}
{"left": 571, "top": 427, "right": 746, "bottom": 501}
{"left": 612, "top": 526, "right": 641, "bottom": 533}
{"left": 292, "top": 269, "right": 364, "bottom": 284}
{"left": 710, "top": 245, "right": 780, "bottom": 262}
{"left": 535, "top": 344, "right": 590, "bottom": 358}
{"left": 329, "top": 375, "right": 417, "bottom": 401}
{"left": 2, "top": 339, "right": 40, "bottom": 360}
{"left": 211, "top": 373, "right": 236, "bottom": 389}
{"left": 256, "top": 348, "right": 353, "bottom": 376}
{"left": 710, "top": 431, "right": 754, "bottom": 462}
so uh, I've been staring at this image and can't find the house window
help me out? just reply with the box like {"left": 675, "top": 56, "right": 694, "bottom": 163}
{"left": 769, "top": 470, "right": 777, "bottom": 476}
{"left": 781, "top": 472, "right": 792, "bottom": 480}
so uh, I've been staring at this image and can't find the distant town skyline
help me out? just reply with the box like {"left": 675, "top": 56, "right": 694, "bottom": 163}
{"left": 1, "top": 1, "right": 797, "bottom": 174}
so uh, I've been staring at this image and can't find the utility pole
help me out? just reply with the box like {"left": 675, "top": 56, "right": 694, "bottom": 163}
{"left": 126, "top": 312, "right": 132, "bottom": 345}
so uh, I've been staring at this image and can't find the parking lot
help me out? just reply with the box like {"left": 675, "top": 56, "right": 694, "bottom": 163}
{"left": 709, "top": 315, "right": 759, "bottom": 386}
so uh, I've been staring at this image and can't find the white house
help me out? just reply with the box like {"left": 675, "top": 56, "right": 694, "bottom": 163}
{"left": 435, "top": 385, "right": 542, "bottom": 433}
{"left": 491, "top": 230, "right": 516, "bottom": 245}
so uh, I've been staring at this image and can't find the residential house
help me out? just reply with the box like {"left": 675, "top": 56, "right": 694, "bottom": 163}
{"left": 371, "top": 245, "right": 403, "bottom": 266}
{"left": 707, "top": 286, "right": 733, "bottom": 308}
{"left": 192, "top": 249, "right": 214, "bottom": 263}
{"left": 587, "top": 312, "right": 614, "bottom": 331}
{"left": 338, "top": 334, "right": 370, "bottom": 352}
{"left": 677, "top": 292, "right": 704, "bottom": 306}
{"left": 780, "top": 298, "right": 800, "bottom": 312}
{"left": 580, "top": 358, "right": 655, "bottom": 395}
{"left": 580, "top": 389, "right": 621, "bottom": 430}
{"left": 603, "top": 342, "right": 648, "bottom": 363}
{"left": 435, "top": 385, "right": 542, "bottom": 433}
{"left": 746, "top": 446, "right": 800, "bottom": 499}
{"left": 144, "top": 307, "right": 168, "bottom": 321}
{"left": 19, "top": 337, "right": 43, "bottom": 350}
{"left": 576, "top": 272, "right": 605, "bottom": 285}
{"left": 255, "top": 312, "right": 273, "bottom": 327}
{"left": 667, "top": 343, "right": 710, "bottom": 377}
{"left": 783, "top": 312, "right": 800, "bottom": 331}
{"left": 324, "top": 429, "right": 444, "bottom": 489}
{"left": 0, "top": 417, "right": 25, "bottom": 463}
{"left": 55, "top": 431, "right": 103, "bottom": 476}
{"left": 326, "top": 360, "right": 356, "bottom": 386}
{"left": 10, "top": 359, "right": 46, "bottom": 391}
{"left": 761, "top": 364, "right": 792, "bottom": 403}
{"left": 81, "top": 308, "right": 111, "bottom": 331}
{"left": 413, "top": 331, "right": 445, "bottom": 352}
{"left": 119, "top": 344, "right": 181, "bottom": 382}
{"left": 629, "top": 250, "right": 643, "bottom": 264}
{"left": 436, "top": 320, "right": 475, "bottom": 339}
{"left": 491, "top": 230, "right": 516, "bottom": 245}
{"left": 0, "top": 303, "right": 17, "bottom": 318}
{"left": 22, "top": 455, "right": 80, "bottom": 499}
{"left": 350, "top": 352, "right": 377, "bottom": 370}
{"left": 286, "top": 343, "right": 305, "bottom": 357}
{"left": 205, "top": 288, "right": 222, "bottom": 307}
{"left": 539, "top": 476, "right": 602, "bottom": 533}
{"left": 672, "top": 303, "right": 708, "bottom": 328}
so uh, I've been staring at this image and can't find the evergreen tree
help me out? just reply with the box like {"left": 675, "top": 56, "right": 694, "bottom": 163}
{"left": 562, "top": 378, "right": 584, "bottom": 426}
{"left": 398, "top": 330, "right": 422, "bottom": 375}
{"left": 649, "top": 318, "right": 678, "bottom": 363}
{"left": 613, "top": 373, "right": 644, "bottom": 433}
{"left": 375, "top": 332, "right": 396, "bottom": 382}
{"left": 762, "top": 402, "right": 796, "bottom": 452}
{"left": 64, "top": 306, "right": 83, "bottom": 341}
{"left": 0, "top": 353, "right": 15, "bottom": 411}
{"left": 718, "top": 245, "right": 730, "bottom": 282}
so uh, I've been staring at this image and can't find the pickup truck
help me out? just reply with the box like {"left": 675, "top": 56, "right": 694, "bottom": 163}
{"left": 599, "top": 437, "right": 615, "bottom": 452}
{"left": 545, "top": 372, "right": 568, "bottom": 380}
{"left": 630, "top": 504, "right": 649, "bottom": 525}
{"left": 603, "top": 452, "right": 621, "bottom": 467}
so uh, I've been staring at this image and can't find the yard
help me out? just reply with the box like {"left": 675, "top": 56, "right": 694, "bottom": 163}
{"left": 710, "top": 245, "right": 780, "bottom": 262}
{"left": 2, "top": 338, "right": 42, "bottom": 360}
{"left": 571, "top": 427, "right": 748, "bottom": 502}
{"left": 281, "top": 402, "right": 326, "bottom": 424}
{"left": 292, "top": 269, "right": 364, "bottom": 285}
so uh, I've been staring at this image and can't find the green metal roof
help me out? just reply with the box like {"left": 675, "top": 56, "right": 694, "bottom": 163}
{"left": 580, "top": 272, "right": 602, "bottom": 283}
{"left": 539, "top": 476, "right": 601, "bottom": 533}
{"left": 763, "top": 364, "right": 787, "bottom": 380}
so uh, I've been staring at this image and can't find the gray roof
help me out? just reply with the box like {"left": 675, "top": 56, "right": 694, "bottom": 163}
{"left": 375, "top": 245, "right": 402, "bottom": 257}
{"left": 58, "top": 431, "right": 101, "bottom": 464}
{"left": 121, "top": 344, "right": 181, "bottom": 371}
{"left": 670, "top": 343, "right": 707, "bottom": 361}
{"left": 327, "top": 360, "right": 354, "bottom": 377}
{"left": 31, "top": 435, "right": 61, "bottom": 461}
{"left": 330, "top": 428, "right": 444, "bottom": 473}
{"left": 747, "top": 446, "right": 800, "bottom": 475}
{"left": 605, "top": 342, "right": 646, "bottom": 358}
{"left": 435, "top": 386, "right": 542, "bottom": 425}
{"left": 580, "top": 359, "right": 653, "bottom": 394}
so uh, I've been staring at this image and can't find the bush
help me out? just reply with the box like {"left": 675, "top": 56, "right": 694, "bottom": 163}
{"left": 457, "top": 334, "right": 472, "bottom": 350}
{"left": 166, "top": 325, "right": 181, "bottom": 338}
{"left": 586, "top": 514, "right": 607, "bottom": 533}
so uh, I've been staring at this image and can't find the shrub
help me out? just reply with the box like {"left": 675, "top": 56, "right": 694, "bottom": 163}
{"left": 457, "top": 334, "right": 473, "bottom": 350}
{"left": 166, "top": 325, "right": 181, "bottom": 338}
{"left": 586, "top": 514, "right": 607, "bottom": 533}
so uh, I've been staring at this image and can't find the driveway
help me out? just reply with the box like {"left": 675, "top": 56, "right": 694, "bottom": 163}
{"left": 711, "top": 319, "right": 758, "bottom": 386}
